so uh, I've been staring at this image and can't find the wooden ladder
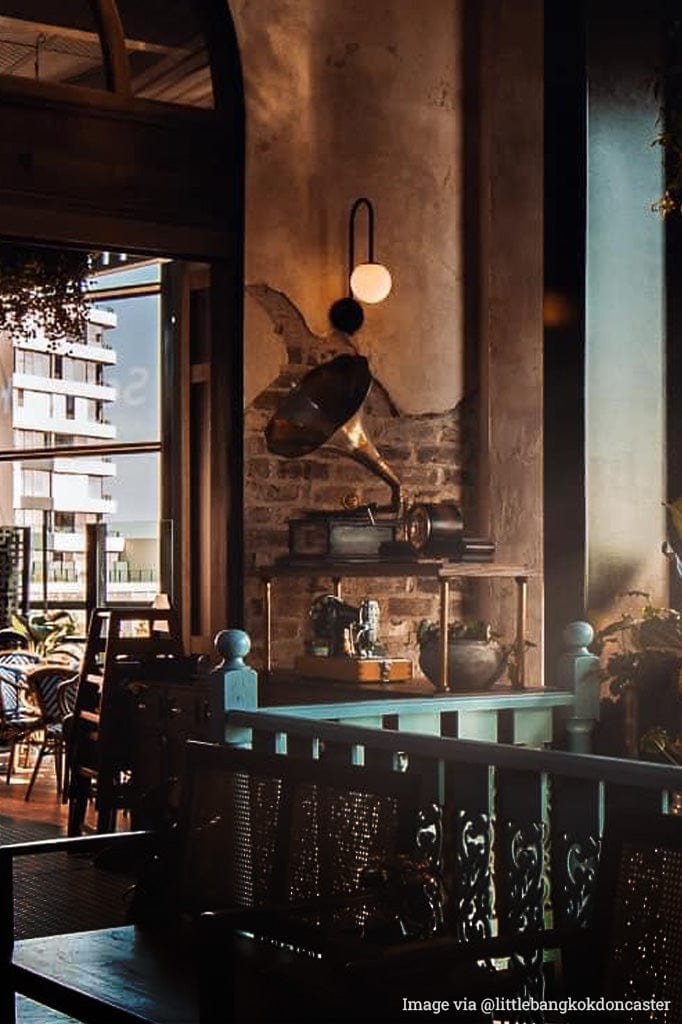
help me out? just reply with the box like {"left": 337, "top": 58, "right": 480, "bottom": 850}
{"left": 67, "top": 606, "right": 184, "bottom": 836}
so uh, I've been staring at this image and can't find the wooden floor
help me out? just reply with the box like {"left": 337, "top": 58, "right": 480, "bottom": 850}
{"left": 1, "top": 752, "right": 129, "bottom": 1024}
{"left": 0, "top": 749, "right": 71, "bottom": 835}
{"left": 0, "top": 747, "right": 126, "bottom": 835}
{"left": 0, "top": 749, "right": 69, "bottom": 832}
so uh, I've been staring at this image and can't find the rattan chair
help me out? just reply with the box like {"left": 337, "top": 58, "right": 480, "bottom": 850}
{"left": 23, "top": 665, "right": 79, "bottom": 801}
{"left": 0, "top": 673, "right": 41, "bottom": 785}
{"left": 0, "top": 652, "right": 41, "bottom": 682}
{"left": 0, "top": 630, "right": 28, "bottom": 652}
{"left": 342, "top": 811, "right": 682, "bottom": 1024}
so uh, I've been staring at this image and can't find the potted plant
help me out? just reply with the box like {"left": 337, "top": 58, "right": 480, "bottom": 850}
{"left": 0, "top": 610, "right": 78, "bottom": 663}
{"left": 593, "top": 593, "right": 682, "bottom": 759}
{"left": 416, "top": 618, "right": 510, "bottom": 692}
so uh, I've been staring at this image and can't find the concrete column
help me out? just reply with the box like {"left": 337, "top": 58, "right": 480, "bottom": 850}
{"left": 476, "top": 0, "right": 544, "bottom": 684}
{"left": 586, "top": 0, "right": 666, "bottom": 620}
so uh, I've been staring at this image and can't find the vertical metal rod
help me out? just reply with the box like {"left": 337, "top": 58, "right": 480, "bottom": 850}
{"left": 332, "top": 577, "right": 342, "bottom": 599}
{"left": 438, "top": 577, "right": 450, "bottom": 692}
{"left": 41, "top": 512, "right": 48, "bottom": 611}
{"left": 20, "top": 526, "right": 30, "bottom": 616}
{"left": 263, "top": 578, "right": 272, "bottom": 673}
{"left": 514, "top": 575, "right": 528, "bottom": 689}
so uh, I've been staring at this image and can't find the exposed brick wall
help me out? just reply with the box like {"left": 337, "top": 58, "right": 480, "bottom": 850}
{"left": 243, "top": 304, "right": 472, "bottom": 674}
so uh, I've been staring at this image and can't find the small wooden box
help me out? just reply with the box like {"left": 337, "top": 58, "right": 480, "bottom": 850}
{"left": 294, "top": 654, "right": 413, "bottom": 683}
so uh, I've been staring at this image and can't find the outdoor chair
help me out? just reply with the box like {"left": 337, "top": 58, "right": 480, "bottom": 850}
{"left": 0, "top": 652, "right": 41, "bottom": 683}
{"left": 23, "top": 665, "right": 80, "bottom": 801}
{"left": 56, "top": 674, "right": 79, "bottom": 804}
{"left": 0, "top": 630, "right": 28, "bottom": 652}
{"left": 0, "top": 674, "right": 41, "bottom": 785}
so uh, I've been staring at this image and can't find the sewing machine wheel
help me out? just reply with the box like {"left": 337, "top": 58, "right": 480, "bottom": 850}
{"left": 309, "top": 595, "right": 344, "bottom": 639}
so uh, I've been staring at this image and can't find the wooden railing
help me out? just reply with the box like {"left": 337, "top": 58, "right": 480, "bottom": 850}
{"left": 215, "top": 624, "right": 678, "bottom": 1009}
{"left": 258, "top": 691, "right": 576, "bottom": 748}
{"left": 226, "top": 708, "right": 681, "bottom": 979}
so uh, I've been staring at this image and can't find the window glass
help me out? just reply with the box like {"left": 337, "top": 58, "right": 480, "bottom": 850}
{"left": 0, "top": 244, "right": 168, "bottom": 620}
{"left": 3, "top": 257, "right": 161, "bottom": 451}
{"left": 16, "top": 452, "right": 163, "bottom": 610}
{"left": 96, "top": 294, "right": 160, "bottom": 443}
{"left": 88, "top": 256, "right": 162, "bottom": 292}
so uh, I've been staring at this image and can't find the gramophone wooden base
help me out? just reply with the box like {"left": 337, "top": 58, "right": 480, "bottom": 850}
{"left": 294, "top": 654, "right": 413, "bottom": 683}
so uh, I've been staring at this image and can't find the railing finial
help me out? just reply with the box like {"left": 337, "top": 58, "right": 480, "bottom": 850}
{"left": 558, "top": 620, "right": 601, "bottom": 754}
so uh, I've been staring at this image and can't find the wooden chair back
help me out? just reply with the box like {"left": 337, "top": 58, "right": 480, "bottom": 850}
{"left": 580, "top": 812, "right": 682, "bottom": 1019}
{"left": 178, "top": 742, "right": 424, "bottom": 922}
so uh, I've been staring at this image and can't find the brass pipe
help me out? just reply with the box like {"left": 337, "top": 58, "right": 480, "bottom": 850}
{"left": 263, "top": 578, "right": 272, "bottom": 673}
{"left": 514, "top": 576, "right": 528, "bottom": 689}
{"left": 438, "top": 577, "right": 450, "bottom": 692}
{"left": 332, "top": 577, "right": 342, "bottom": 599}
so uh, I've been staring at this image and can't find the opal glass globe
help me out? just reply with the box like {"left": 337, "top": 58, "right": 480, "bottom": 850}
{"left": 350, "top": 262, "right": 392, "bottom": 304}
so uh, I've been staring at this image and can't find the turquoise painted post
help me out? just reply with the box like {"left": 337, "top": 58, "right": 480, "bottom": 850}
{"left": 557, "top": 621, "right": 601, "bottom": 754}
{"left": 211, "top": 629, "right": 258, "bottom": 746}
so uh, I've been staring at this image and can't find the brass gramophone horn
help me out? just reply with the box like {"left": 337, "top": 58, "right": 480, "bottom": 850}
{"left": 265, "top": 355, "right": 402, "bottom": 511}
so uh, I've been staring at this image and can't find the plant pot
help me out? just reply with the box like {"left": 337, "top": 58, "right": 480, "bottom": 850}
{"left": 418, "top": 637, "right": 507, "bottom": 691}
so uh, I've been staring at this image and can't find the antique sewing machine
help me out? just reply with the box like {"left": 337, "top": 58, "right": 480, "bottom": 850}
{"left": 295, "top": 593, "right": 412, "bottom": 683}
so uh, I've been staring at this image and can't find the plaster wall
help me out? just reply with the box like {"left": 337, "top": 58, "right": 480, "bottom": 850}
{"left": 231, "top": 0, "right": 464, "bottom": 416}
{"left": 231, "top": 0, "right": 545, "bottom": 682}
{"left": 475, "top": 0, "right": 544, "bottom": 683}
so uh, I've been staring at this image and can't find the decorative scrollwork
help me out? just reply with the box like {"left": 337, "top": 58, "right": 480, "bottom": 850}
{"left": 556, "top": 832, "right": 600, "bottom": 928}
{"left": 452, "top": 810, "right": 493, "bottom": 942}
{"left": 506, "top": 820, "right": 545, "bottom": 934}
{"left": 504, "top": 820, "right": 547, "bottom": 1019}
{"left": 416, "top": 802, "right": 444, "bottom": 873}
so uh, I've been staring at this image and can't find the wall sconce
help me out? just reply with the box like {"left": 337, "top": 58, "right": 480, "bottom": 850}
{"left": 329, "top": 197, "right": 392, "bottom": 335}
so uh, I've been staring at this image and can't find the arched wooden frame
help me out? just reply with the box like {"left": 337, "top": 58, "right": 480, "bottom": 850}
{"left": 0, "top": 0, "right": 245, "bottom": 641}
{"left": 88, "top": 0, "right": 132, "bottom": 95}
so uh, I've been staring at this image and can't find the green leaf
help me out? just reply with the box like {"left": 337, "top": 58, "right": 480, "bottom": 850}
{"left": 665, "top": 496, "right": 682, "bottom": 541}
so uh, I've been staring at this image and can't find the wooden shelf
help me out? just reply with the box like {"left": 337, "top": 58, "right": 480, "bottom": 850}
{"left": 258, "top": 559, "right": 537, "bottom": 580}
{"left": 258, "top": 559, "right": 538, "bottom": 692}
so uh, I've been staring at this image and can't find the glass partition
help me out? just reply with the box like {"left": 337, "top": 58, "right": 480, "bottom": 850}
{"left": 25, "top": 514, "right": 171, "bottom": 612}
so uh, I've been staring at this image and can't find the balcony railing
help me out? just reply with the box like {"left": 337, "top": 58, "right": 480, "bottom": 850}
{"left": 226, "top": 699, "right": 681, "bottom": 999}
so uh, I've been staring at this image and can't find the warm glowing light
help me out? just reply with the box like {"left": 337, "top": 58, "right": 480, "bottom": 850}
{"left": 350, "top": 262, "right": 392, "bottom": 304}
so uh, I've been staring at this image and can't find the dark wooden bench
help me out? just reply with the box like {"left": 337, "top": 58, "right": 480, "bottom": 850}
{"left": 0, "top": 741, "right": 425, "bottom": 1023}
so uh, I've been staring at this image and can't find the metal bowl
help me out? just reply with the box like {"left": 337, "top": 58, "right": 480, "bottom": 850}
{"left": 418, "top": 637, "right": 507, "bottom": 691}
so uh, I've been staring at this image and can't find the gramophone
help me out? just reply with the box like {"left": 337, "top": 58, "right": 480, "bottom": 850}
{"left": 265, "top": 354, "right": 494, "bottom": 562}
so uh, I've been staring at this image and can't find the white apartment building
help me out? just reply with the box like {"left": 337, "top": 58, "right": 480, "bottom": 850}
{"left": 10, "top": 306, "right": 125, "bottom": 604}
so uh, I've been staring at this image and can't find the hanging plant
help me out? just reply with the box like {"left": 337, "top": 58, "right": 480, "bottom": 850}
{"left": 0, "top": 245, "right": 92, "bottom": 341}
{"left": 652, "top": 11, "right": 682, "bottom": 215}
